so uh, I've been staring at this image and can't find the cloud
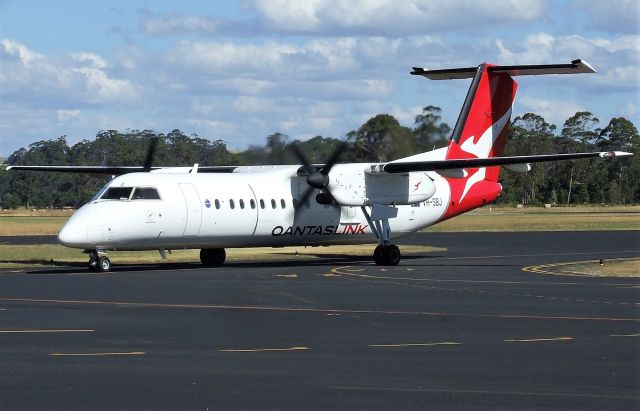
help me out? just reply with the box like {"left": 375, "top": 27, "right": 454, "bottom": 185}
{"left": 495, "top": 33, "right": 640, "bottom": 91}
{"left": 518, "top": 96, "right": 585, "bottom": 128}
{"left": 247, "top": 0, "right": 547, "bottom": 36}
{"left": 140, "top": 13, "right": 234, "bottom": 36}
{"left": 576, "top": 0, "right": 639, "bottom": 34}
{"left": 137, "top": 1, "right": 547, "bottom": 38}
{"left": 0, "top": 39, "right": 140, "bottom": 106}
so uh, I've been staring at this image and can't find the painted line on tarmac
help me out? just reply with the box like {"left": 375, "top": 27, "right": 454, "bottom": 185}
{"left": 274, "top": 291, "right": 315, "bottom": 305}
{"left": 369, "top": 342, "right": 460, "bottom": 348}
{"left": 504, "top": 337, "right": 574, "bottom": 343}
{"left": 0, "top": 329, "right": 94, "bottom": 334}
{"left": 1, "top": 296, "right": 638, "bottom": 322}
{"left": 609, "top": 333, "right": 640, "bottom": 337}
{"left": 330, "top": 266, "right": 632, "bottom": 286}
{"left": 50, "top": 351, "right": 144, "bottom": 356}
{"left": 219, "top": 346, "right": 309, "bottom": 353}
{"left": 335, "top": 267, "right": 636, "bottom": 308}
{"left": 523, "top": 257, "right": 640, "bottom": 277}
{"left": 329, "top": 386, "right": 640, "bottom": 401}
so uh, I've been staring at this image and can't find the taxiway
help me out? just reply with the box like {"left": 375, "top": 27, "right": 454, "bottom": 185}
{"left": 0, "top": 231, "right": 638, "bottom": 410}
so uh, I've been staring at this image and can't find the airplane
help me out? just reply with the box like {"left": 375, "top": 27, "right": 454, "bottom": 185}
{"left": 7, "top": 59, "right": 632, "bottom": 272}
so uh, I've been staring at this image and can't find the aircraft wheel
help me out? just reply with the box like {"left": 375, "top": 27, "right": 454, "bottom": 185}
{"left": 384, "top": 244, "right": 401, "bottom": 266}
{"left": 97, "top": 256, "right": 111, "bottom": 272}
{"left": 200, "top": 248, "right": 226, "bottom": 266}
{"left": 373, "top": 245, "right": 401, "bottom": 266}
{"left": 88, "top": 251, "right": 99, "bottom": 272}
{"left": 373, "top": 245, "right": 384, "bottom": 265}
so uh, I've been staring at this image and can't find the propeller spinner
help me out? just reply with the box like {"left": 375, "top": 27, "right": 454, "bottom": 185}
{"left": 289, "top": 142, "right": 347, "bottom": 211}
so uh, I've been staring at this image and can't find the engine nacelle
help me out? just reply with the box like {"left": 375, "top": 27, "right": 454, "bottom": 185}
{"left": 330, "top": 171, "right": 436, "bottom": 206}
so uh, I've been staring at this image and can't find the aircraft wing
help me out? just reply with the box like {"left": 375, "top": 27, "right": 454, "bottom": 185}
{"left": 6, "top": 165, "right": 237, "bottom": 174}
{"left": 383, "top": 151, "right": 632, "bottom": 173}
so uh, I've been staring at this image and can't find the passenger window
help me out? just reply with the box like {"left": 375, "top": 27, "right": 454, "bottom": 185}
{"left": 101, "top": 187, "right": 133, "bottom": 200}
{"left": 260, "top": 199, "right": 265, "bottom": 209}
{"left": 280, "top": 199, "right": 286, "bottom": 209}
{"left": 132, "top": 187, "right": 160, "bottom": 200}
{"left": 230, "top": 199, "right": 235, "bottom": 209}
{"left": 250, "top": 199, "right": 256, "bottom": 209}
{"left": 271, "top": 199, "right": 276, "bottom": 209}
{"left": 215, "top": 199, "right": 220, "bottom": 209}
{"left": 240, "top": 199, "right": 245, "bottom": 209}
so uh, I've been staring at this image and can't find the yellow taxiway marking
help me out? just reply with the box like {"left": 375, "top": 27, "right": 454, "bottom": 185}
{"left": 275, "top": 291, "right": 315, "bottom": 305}
{"left": 50, "top": 352, "right": 145, "bottom": 356}
{"left": 610, "top": 333, "right": 640, "bottom": 337}
{"left": 369, "top": 342, "right": 461, "bottom": 348}
{"left": 331, "top": 266, "right": 591, "bottom": 286}
{"left": 523, "top": 257, "right": 640, "bottom": 277}
{"left": 1, "top": 297, "right": 638, "bottom": 322}
{"left": 504, "top": 337, "right": 574, "bottom": 343}
{"left": 219, "top": 346, "right": 309, "bottom": 353}
{"left": 0, "top": 329, "right": 94, "bottom": 334}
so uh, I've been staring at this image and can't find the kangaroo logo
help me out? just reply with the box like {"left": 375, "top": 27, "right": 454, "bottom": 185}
{"left": 457, "top": 107, "right": 512, "bottom": 202}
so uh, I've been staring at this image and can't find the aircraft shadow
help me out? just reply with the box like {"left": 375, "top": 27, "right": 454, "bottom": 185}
{"left": 19, "top": 253, "right": 448, "bottom": 274}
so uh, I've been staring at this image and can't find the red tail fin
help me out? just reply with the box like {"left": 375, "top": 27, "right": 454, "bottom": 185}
{"left": 408, "top": 59, "right": 596, "bottom": 219}
{"left": 445, "top": 64, "right": 517, "bottom": 181}
{"left": 442, "top": 64, "right": 516, "bottom": 217}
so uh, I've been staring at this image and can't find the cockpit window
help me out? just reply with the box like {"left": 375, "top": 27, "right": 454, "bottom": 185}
{"left": 101, "top": 187, "right": 133, "bottom": 200}
{"left": 132, "top": 187, "right": 161, "bottom": 200}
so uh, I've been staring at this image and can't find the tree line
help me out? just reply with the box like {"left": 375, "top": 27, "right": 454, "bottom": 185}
{"left": 1, "top": 107, "right": 638, "bottom": 209}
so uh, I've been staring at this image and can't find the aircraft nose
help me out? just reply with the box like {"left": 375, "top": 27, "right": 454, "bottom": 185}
{"left": 58, "top": 207, "right": 104, "bottom": 248}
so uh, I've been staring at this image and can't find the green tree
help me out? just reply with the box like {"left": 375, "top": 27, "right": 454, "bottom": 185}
{"left": 413, "top": 106, "right": 451, "bottom": 150}
{"left": 349, "top": 114, "right": 417, "bottom": 162}
{"left": 560, "top": 111, "right": 600, "bottom": 144}
{"left": 502, "top": 113, "right": 556, "bottom": 205}
{"left": 597, "top": 118, "right": 640, "bottom": 204}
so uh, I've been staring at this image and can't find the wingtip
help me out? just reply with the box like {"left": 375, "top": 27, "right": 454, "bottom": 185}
{"left": 599, "top": 151, "right": 633, "bottom": 158}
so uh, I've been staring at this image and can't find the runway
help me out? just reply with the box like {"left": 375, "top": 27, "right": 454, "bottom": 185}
{"left": 1, "top": 231, "right": 638, "bottom": 410}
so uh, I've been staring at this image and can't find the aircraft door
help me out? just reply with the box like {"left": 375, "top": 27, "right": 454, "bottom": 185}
{"left": 179, "top": 183, "right": 202, "bottom": 236}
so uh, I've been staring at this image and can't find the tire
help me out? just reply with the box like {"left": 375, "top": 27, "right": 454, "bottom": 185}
{"left": 373, "top": 245, "right": 384, "bottom": 265}
{"left": 200, "top": 248, "right": 226, "bottom": 266}
{"left": 385, "top": 245, "right": 401, "bottom": 266}
{"left": 97, "top": 256, "right": 111, "bottom": 272}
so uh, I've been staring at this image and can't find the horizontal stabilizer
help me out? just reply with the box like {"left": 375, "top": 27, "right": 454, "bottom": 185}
{"left": 411, "top": 59, "right": 595, "bottom": 80}
{"left": 384, "top": 151, "right": 632, "bottom": 173}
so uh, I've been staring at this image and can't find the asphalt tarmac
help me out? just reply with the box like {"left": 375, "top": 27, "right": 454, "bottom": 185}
{"left": 1, "top": 231, "right": 638, "bottom": 410}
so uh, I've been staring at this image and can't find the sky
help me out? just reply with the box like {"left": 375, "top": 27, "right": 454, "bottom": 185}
{"left": 1, "top": 0, "right": 638, "bottom": 158}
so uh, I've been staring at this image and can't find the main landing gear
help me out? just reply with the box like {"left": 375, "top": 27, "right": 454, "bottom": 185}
{"left": 200, "top": 248, "right": 226, "bottom": 266}
{"left": 361, "top": 205, "right": 401, "bottom": 266}
{"left": 373, "top": 244, "right": 401, "bottom": 266}
{"left": 87, "top": 250, "right": 111, "bottom": 272}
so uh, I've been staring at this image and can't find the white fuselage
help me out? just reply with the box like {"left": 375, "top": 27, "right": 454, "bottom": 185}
{"left": 58, "top": 162, "right": 452, "bottom": 251}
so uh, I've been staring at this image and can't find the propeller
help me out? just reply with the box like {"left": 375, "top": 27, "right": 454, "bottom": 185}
{"left": 289, "top": 141, "right": 348, "bottom": 211}
{"left": 142, "top": 137, "right": 159, "bottom": 172}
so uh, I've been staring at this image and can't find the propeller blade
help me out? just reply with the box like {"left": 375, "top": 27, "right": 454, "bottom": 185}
{"left": 290, "top": 140, "right": 348, "bottom": 213}
{"left": 295, "top": 186, "right": 315, "bottom": 211}
{"left": 143, "top": 137, "right": 159, "bottom": 172}
{"left": 289, "top": 143, "right": 316, "bottom": 175}
{"left": 321, "top": 142, "right": 347, "bottom": 175}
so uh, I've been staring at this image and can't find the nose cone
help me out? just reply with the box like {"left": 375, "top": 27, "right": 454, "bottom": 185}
{"left": 58, "top": 206, "right": 104, "bottom": 248}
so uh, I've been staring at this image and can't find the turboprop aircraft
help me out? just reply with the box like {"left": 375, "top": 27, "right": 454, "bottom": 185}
{"left": 7, "top": 59, "right": 632, "bottom": 272}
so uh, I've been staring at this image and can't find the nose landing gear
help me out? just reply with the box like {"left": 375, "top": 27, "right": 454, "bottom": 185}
{"left": 87, "top": 250, "right": 111, "bottom": 272}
